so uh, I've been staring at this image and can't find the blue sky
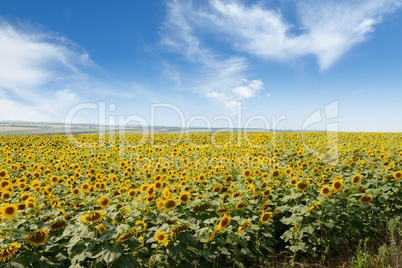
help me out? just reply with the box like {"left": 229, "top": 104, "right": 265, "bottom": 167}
{"left": 1, "top": 0, "right": 402, "bottom": 131}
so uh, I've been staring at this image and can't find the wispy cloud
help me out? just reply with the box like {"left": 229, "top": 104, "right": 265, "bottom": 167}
{"left": 162, "top": 0, "right": 402, "bottom": 72}
{"left": 161, "top": 0, "right": 264, "bottom": 110}
{"left": 0, "top": 19, "right": 92, "bottom": 121}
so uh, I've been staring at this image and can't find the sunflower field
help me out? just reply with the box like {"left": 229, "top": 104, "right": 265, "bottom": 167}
{"left": 0, "top": 132, "right": 401, "bottom": 267}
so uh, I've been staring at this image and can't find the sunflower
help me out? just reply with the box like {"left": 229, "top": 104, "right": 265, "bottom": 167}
{"left": 216, "top": 207, "right": 229, "bottom": 215}
{"left": 0, "top": 242, "right": 20, "bottom": 262}
{"left": 232, "top": 191, "right": 241, "bottom": 198}
{"left": 170, "top": 223, "right": 190, "bottom": 235}
{"left": 393, "top": 171, "right": 402, "bottom": 180}
{"left": 206, "top": 229, "right": 219, "bottom": 243}
{"left": 135, "top": 220, "right": 147, "bottom": 231}
{"left": 128, "top": 189, "right": 138, "bottom": 198}
{"left": 216, "top": 215, "right": 231, "bottom": 231}
{"left": 0, "top": 179, "right": 12, "bottom": 188}
{"left": 98, "top": 223, "right": 107, "bottom": 234}
{"left": 296, "top": 180, "right": 310, "bottom": 192}
{"left": 81, "top": 182, "right": 90, "bottom": 191}
{"left": 50, "top": 175, "right": 59, "bottom": 184}
{"left": 116, "top": 228, "right": 139, "bottom": 243}
{"left": 262, "top": 188, "right": 272, "bottom": 197}
{"left": 71, "top": 187, "right": 81, "bottom": 196}
{"left": 259, "top": 181, "right": 268, "bottom": 190}
{"left": 191, "top": 202, "right": 210, "bottom": 213}
{"left": 164, "top": 199, "right": 178, "bottom": 210}
{"left": 81, "top": 211, "right": 104, "bottom": 225}
{"left": 332, "top": 179, "right": 343, "bottom": 192}
{"left": 64, "top": 214, "right": 73, "bottom": 221}
{"left": 271, "top": 169, "right": 280, "bottom": 178}
{"left": 243, "top": 169, "right": 251, "bottom": 178}
{"left": 99, "top": 196, "right": 111, "bottom": 208}
{"left": 320, "top": 186, "right": 332, "bottom": 197}
{"left": 359, "top": 195, "right": 373, "bottom": 204}
{"left": 306, "top": 201, "right": 321, "bottom": 213}
{"left": 0, "top": 170, "right": 9, "bottom": 179}
{"left": 44, "top": 185, "right": 53, "bottom": 194}
{"left": 261, "top": 200, "right": 271, "bottom": 211}
{"left": 25, "top": 229, "right": 48, "bottom": 246}
{"left": 238, "top": 220, "right": 252, "bottom": 233}
{"left": 154, "top": 181, "right": 163, "bottom": 190}
{"left": 290, "top": 178, "right": 298, "bottom": 185}
{"left": 179, "top": 192, "right": 190, "bottom": 203}
{"left": 155, "top": 231, "right": 169, "bottom": 245}
{"left": 235, "top": 201, "right": 247, "bottom": 210}
{"left": 260, "top": 212, "right": 273, "bottom": 224}
{"left": 49, "top": 220, "right": 68, "bottom": 231}
{"left": 73, "top": 201, "right": 86, "bottom": 210}
{"left": 224, "top": 174, "right": 233, "bottom": 182}
{"left": 351, "top": 174, "right": 362, "bottom": 185}
{"left": 212, "top": 185, "right": 221, "bottom": 193}
{"left": 1, "top": 191, "right": 12, "bottom": 200}
{"left": 1, "top": 203, "right": 18, "bottom": 219}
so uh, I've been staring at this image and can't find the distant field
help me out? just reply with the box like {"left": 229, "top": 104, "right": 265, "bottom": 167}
{"left": 0, "top": 124, "right": 99, "bottom": 135}
{"left": 0, "top": 123, "right": 271, "bottom": 135}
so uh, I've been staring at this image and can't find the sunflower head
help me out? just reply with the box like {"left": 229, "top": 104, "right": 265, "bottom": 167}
{"left": 81, "top": 211, "right": 104, "bottom": 225}
{"left": 164, "top": 199, "right": 178, "bottom": 210}
{"left": 49, "top": 220, "right": 68, "bottom": 232}
{"left": 0, "top": 242, "right": 20, "bottom": 262}
{"left": 351, "top": 174, "right": 362, "bottom": 185}
{"left": 192, "top": 203, "right": 211, "bottom": 213}
{"left": 261, "top": 200, "right": 271, "bottom": 211}
{"left": 320, "top": 186, "right": 332, "bottom": 197}
{"left": 296, "top": 180, "right": 310, "bottom": 192}
{"left": 169, "top": 223, "right": 190, "bottom": 235}
{"left": 179, "top": 192, "right": 190, "bottom": 203}
{"left": 1, "top": 203, "right": 18, "bottom": 219}
{"left": 238, "top": 220, "right": 252, "bottom": 233}
{"left": 116, "top": 228, "right": 140, "bottom": 243}
{"left": 25, "top": 229, "right": 48, "bottom": 246}
{"left": 271, "top": 169, "right": 280, "bottom": 178}
{"left": 235, "top": 201, "right": 247, "bottom": 210}
{"left": 243, "top": 169, "right": 251, "bottom": 178}
{"left": 332, "top": 180, "right": 343, "bottom": 192}
{"left": 359, "top": 195, "right": 373, "bottom": 204}
{"left": 217, "top": 215, "right": 231, "bottom": 231}
{"left": 155, "top": 231, "right": 169, "bottom": 245}
{"left": 260, "top": 212, "right": 273, "bottom": 224}
{"left": 99, "top": 196, "right": 111, "bottom": 208}
{"left": 393, "top": 171, "right": 402, "bottom": 180}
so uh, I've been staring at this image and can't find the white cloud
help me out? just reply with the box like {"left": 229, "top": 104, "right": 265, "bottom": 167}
{"left": 232, "top": 79, "right": 263, "bottom": 99}
{"left": 164, "top": 0, "right": 402, "bottom": 71}
{"left": 206, "top": 91, "right": 226, "bottom": 99}
{"left": 162, "top": 0, "right": 264, "bottom": 111}
{"left": 0, "top": 20, "right": 92, "bottom": 121}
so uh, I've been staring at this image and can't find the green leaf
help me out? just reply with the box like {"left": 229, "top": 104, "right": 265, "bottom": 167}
{"left": 200, "top": 248, "right": 211, "bottom": 260}
{"left": 114, "top": 255, "right": 139, "bottom": 268}
{"left": 289, "top": 242, "right": 308, "bottom": 253}
{"left": 167, "top": 243, "right": 187, "bottom": 262}
{"left": 238, "top": 238, "right": 248, "bottom": 248}
{"left": 178, "top": 231, "right": 195, "bottom": 245}
{"left": 4, "top": 257, "right": 27, "bottom": 268}
{"left": 98, "top": 229, "right": 114, "bottom": 241}
{"left": 218, "top": 246, "right": 231, "bottom": 256}
{"left": 101, "top": 245, "right": 122, "bottom": 265}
